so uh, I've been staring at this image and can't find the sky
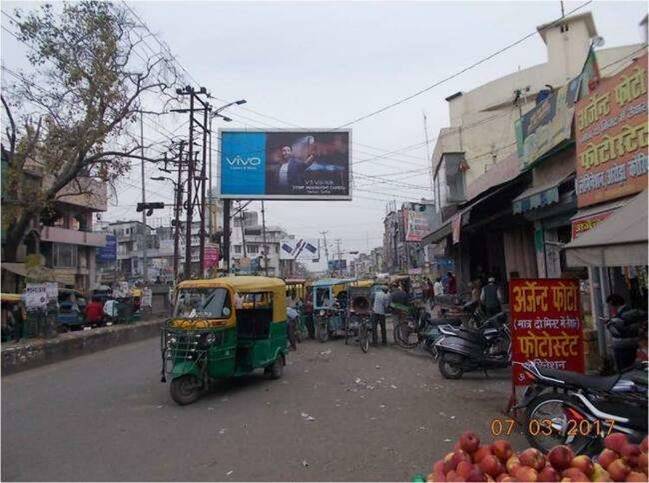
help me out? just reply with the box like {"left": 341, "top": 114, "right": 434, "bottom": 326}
{"left": 2, "top": 0, "right": 647, "bottom": 269}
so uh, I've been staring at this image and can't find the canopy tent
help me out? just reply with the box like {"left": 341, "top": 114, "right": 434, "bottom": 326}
{"left": 564, "top": 190, "right": 648, "bottom": 267}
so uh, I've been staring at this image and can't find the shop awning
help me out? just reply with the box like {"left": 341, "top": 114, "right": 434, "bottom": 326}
{"left": 421, "top": 219, "right": 452, "bottom": 245}
{"left": 1, "top": 263, "right": 75, "bottom": 285}
{"left": 564, "top": 190, "right": 648, "bottom": 267}
{"left": 512, "top": 174, "right": 573, "bottom": 214}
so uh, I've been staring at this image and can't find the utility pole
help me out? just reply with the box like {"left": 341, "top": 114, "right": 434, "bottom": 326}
{"left": 320, "top": 231, "right": 329, "bottom": 273}
{"left": 423, "top": 111, "right": 434, "bottom": 194}
{"left": 199, "top": 102, "right": 208, "bottom": 276}
{"left": 173, "top": 141, "right": 186, "bottom": 283}
{"left": 240, "top": 201, "right": 247, "bottom": 258}
{"left": 140, "top": 110, "right": 148, "bottom": 283}
{"left": 223, "top": 200, "right": 231, "bottom": 273}
{"left": 208, "top": 114, "right": 214, "bottom": 241}
{"left": 261, "top": 200, "right": 269, "bottom": 276}
{"left": 336, "top": 238, "right": 342, "bottom": 275}
{"left": 184, "top": 91, "right": 195, "bottom": 278}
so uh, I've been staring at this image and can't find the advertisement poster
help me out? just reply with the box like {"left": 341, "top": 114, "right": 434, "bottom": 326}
{"left": 571, "top": 209, "right": 615, "bottom": 239}
{"left": 510, "top": 278, "right": 584, "bottom": 386}
{"left": 220, "top": 130, "right": 351, "bottom": 200}
{"left": 328, "top": 259, "right": 347, "bottom": 271}
{"left": 96, "top": 234, "right": 117, "bottom": 262}
{"left": 23, "top": 283, "right": 49, "bottom": 310}
{"left": 515, "top": 77, "right": 581, "bottom": 170}
{"left": 575, "top": 54, "right": 648, "bottom": 208}
{"left": 280, "top": 238, "right": 319, "bottom": 261}
{"left": 403, "top": 209, "right": 431, "bottom": 242}
{"left": 203, "top": 244, "right": 220, "bottom": 270}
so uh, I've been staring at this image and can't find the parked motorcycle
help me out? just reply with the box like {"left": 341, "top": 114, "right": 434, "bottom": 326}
{"left": 434, "top": 311, "right": 510, "bottom": 379}
{"left": 515, "top": 360, "right": 648, "bottom": 455}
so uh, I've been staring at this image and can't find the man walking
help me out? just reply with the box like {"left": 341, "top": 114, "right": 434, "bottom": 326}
{"left": 372, "top": 286, "right": 390, "bottom": 346}
{"left": 480, "top": 277, "right": 503, "bottom": 316}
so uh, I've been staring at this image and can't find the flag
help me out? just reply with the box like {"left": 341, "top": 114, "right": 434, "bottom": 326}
{"left": 578, "top": 45, "right": 600, "bottom": 100}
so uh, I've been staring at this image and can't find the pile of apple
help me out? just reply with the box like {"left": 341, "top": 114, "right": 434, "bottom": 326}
{"left": 425, "top": 431, "right": 648, "bottom": 482}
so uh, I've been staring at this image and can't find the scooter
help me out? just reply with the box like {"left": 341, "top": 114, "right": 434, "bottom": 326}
{"left": 434, "top": 311, "right": 510, "bottom": 379}
{"left": 515, "top": 360, "right": 648, "bottom": 455}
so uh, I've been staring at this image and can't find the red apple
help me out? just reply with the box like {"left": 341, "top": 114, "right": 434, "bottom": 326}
{"left": 474, "top": 446, "right": 493, "bottom": 464}
{"left": 495, "top": 475, "right": 515, "bottom": 482}
{"left": 443, "top": 452, "right": 457, "bottom": 474}
{"left": 460, "top": 431, "right": 481, "bottom": 454}
{"left": 433, "top": 460, "right": 445, "bottom": 475}
{"left": 607, "top": 459, "right": 631, "bottom": 482}
{"left": 515, "top": 465, "right": 539, "bottom": 482}
{"left": 492, "top": 440, "right": 513, "bottom": 463}
{"left": 520, "top": 448, "right": 547, "bottom": 471}
{"left": 548, "top": 446, "right": 576, "bottom": 471}
{"left": 599, "top": 449, "right": 620, "bottom": 470}
{"left": 605, "top": 434, "right": 630, "bottom": 454}
{"left": 506, "top": 455, "right": 521, "bottom": 475}
{"left": 592, "top": 463, "right": 612, "bottom": 482}
{"left": 445, "top": 470, "right": 463, "bottom": 482}
{"left": 466, "top": 467, "right": 487, "bottom": 482}
{"left": 457, "top": 461, "right": 474, "bottom": 480}
{"left": 451, "top": 450, "right": 472, "bottom": 469}
{"left": 640, "top": 436, "right": 648, "bottom": 454}
{"left": 571, "top": 455, "right": 594, "bottom": 477}
{"left": 562, "top": 467, "right": 590, "bottom": 482}
{"left": 621, "top": 444, "right": 641, "bottom": 466}
{"left": 539, "top": 465, "right": 561, "bottom": 482}
{"left": 626, "top": 471, "right": 647, "bottom": 482}
{"left": 479, "top": 455, "right": 503, "bottom": 478}
{"left": 637, "top": 453, "right": 648, "bottom": 474}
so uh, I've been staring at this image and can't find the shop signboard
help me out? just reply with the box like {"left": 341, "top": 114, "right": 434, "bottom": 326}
{"left": 219, "top": 130, "right": 351, "bottom": 200}
{"left": 280, "top": 238, "right": 319, "bottom": 261}
{"left": 575, "top": 54, "right": 648, "bottom": 208}
{"left": 203, "top": 244, "right": 220, "bottom": 270}
{"left": 96, "top": 234, "right": 117, "bottom": 262}
{"left": 510, "top": 278, "right": 584, "bottom": 386}
{"left": 515, "top": 77, "right": 581, "bottom": 171}
{"left": 328, "top": 259, "right": 346, "bottom": 271}
{"left": 403, "top": 209, "right": 430, "bottom": 242}
{"left": 570, "top": 209, "right": 615, "bottom": 239}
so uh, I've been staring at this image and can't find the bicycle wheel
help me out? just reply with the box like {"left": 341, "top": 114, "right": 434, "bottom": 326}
{"left": 394, "top": 322, "right": 418, "bottom": 349}
{"left": 359, "top": 324, "right": 370, "bottom": 353}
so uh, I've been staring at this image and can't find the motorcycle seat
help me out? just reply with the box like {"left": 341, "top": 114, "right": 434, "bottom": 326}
{"left": 429, "top": 318, "right": 462, "bottom": 326}
{"left": 537, "top": 367, "right": 620, "bottom": 391}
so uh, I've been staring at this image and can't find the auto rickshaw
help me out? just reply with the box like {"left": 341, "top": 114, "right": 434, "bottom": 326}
{"left": 57, "top": 289, "right": 86, "bottom": 331}
{"left": 161, "top": 276, "right": 288, "bottom": 405}
{"left": 311, "top": 278, "right": 355, "bottom": 342}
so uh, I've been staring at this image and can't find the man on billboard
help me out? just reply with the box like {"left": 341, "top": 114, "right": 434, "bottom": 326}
{"left": 278, "top": 144, "right": 315, "bottom": 190}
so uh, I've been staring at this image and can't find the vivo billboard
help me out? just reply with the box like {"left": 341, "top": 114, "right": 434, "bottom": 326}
{"left": 219, "top": 130, "right": 352, "bottom": 200}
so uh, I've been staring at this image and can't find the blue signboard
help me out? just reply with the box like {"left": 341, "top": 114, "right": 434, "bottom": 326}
{"left": 220, "top": 130, "right": 351, "bottom": 200}
{"left": 328, "top": 259, "right": 347, "bottom": 271}
{"left": 96, "top": 234, "right": 117, "bottom": 262}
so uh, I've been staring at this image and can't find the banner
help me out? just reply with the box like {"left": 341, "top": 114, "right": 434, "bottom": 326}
{"left": 571, "top": 209, "right": 615, "bottom": 239}
{"left": 451, "top": 213, "right": 462, "bottom": 245}
{"left": 23, "top": 283, "right": 50, "bottom": 310}
{"left": 403, "top": 209, "right": 431, "bottom": 242}
{"left": 280, "top": 238, "right": 319, "bottom": 261}
{"left": 515, "top": 77, "right": 581, "bottom": 171}
{"left": 203, "top": 244, "right": 220, "bottom": 270}
{"left": 96, "top": 234, "right": 117, "bottom": 262}
{"left": 510, "top": 278, "right": 584, "bottom": 386}
{"left": 220, "top": 130, "right": 351, "bottom": 200}
{"left": 574, "top": 54, "right": 648, "bottom": 208}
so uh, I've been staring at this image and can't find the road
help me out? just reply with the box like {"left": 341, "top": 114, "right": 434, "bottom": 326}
{"left": 2, "top": 330, "right": 525, "bottom": 481}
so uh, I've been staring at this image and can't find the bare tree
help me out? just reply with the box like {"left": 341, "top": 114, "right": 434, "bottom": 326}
{"left": 1, "top": 1, "right": 180, "bottom": 262}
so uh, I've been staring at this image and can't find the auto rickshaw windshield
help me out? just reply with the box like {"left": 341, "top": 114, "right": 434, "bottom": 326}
{"left": 174, "top": 287, "right": 231, "bottom": 319}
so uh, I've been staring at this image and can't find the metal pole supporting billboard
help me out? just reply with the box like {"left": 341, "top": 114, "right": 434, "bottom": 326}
{"left": 261, "top": 200, "right": 269, "bottom": 276}
{"left": 223, "top": 199, "right": 231, "bottom": 273}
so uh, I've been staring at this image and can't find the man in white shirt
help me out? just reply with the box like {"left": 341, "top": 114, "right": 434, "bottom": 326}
{"left": 433, "top": 277, "right": 444, "bottom": 297}
{"left": 371, "top": 287, "right": 391, "bottom": 346}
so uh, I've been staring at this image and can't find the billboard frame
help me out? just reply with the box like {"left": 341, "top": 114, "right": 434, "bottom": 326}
{"left": 218, "top": 128, "right": 353, "bottom": 200}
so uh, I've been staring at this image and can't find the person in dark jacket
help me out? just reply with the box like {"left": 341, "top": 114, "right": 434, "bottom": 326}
{"left": 480, "top": 277, "right": 503, "bottom": 316}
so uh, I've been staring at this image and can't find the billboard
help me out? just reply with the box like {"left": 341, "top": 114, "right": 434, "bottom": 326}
{"left": 328, "top": 259, "right": 347, "bottom": 271}
{"left": 279, "top": 238, "right": 319, "bottom": 261}
{"left": 219, "top": 130, "right": 351, "bottom": 200}
{"left": 575, "top": 54, "right": 648, "bottom": 208}
{"left": 403, "top": 209, "right": 430, "bottom": 242}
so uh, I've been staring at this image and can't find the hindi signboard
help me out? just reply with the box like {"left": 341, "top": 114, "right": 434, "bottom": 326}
{"left": 220, "top": 130, "right": 351, "bottom": 200}
{"left": 575, "top": 54, "right": 648, "bottom": 208}
{"left": 571, "top": 209, "right": 616, "bottom": 239}
{"left": 510, "top": 278, "right": 584, "bottom": 386}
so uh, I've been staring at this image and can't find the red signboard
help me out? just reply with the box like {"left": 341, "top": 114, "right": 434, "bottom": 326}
{"left": 510, "top": 278, "right": 584, "bottom": 386}
{"left": 570, "top": 209, "right": 615, "bottom": 239}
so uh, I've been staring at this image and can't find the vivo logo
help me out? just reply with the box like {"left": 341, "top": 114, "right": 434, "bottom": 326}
{"left": 226, "top": 155, "right": 261, "bottom": 166}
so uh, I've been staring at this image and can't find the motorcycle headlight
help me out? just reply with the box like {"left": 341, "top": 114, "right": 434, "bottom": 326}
{"left": 319, "top": 310, "right": 325, "bottom": 316}
{"left": 206, "top": 332, "right": 216, "bottom": 345}
{"left": 169, "top": 336, "right": 177, "bottom": 345}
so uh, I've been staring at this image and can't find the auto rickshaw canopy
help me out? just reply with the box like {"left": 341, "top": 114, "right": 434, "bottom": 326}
{"left": 177, "top": 276, "right": 287, "bottom": 323}
{"left": 1, "top": 293, "right": 22, "bottom": 303}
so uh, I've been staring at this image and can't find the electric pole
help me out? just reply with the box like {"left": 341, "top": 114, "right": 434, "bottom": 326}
{"left": 173, "top": 141, "right": 185, "bottom": 283}
{"left": 320, "top": 231, "right": 329, "bottom": 273}
{"left": 140, "top": 110, "right": 148, "bottom": 282}
{"left": 261, "top": 200, "right": 269, "bottom": 276}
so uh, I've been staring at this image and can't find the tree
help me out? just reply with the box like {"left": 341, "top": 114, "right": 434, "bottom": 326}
{"left": 1, "top": 1, "right": 179, "bottom": 262}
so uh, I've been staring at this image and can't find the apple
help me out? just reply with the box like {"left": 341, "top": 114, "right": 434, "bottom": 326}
{"left": 592, "top": 463, "right": 612, "bottom": 482}
{"left": 495, "top": 475, "right": 515, "bottom": 482}
{"left": 474, "top": 446, "right": 494, "bottom": 464}
{"left": 571, "top": 455, "right": 595, "bottom": 477}
{"left": 443, "top": 452, "right": 457, "bottom": 473}
{"left": 457, "top": 461, "right": 474, "bottom": 480}
{"left": 640, "top": 436, "right": 648, "bottom": 454}
{"left": 479, "top": 455, "right": 503, "bottom": 478}
{"left": 599, "top": 449, "right": 620, "bottom": 470}
{"left": 538, "top": 465, "right": 561, "bottom": 482}
{"left": 548, "top": 446, "right": 576, "bottom": 470}
{"left": 626, "top": 471, "right": 648, "bottom": 482}
{"left": 637, "top": 453, "right": 648, "bottom": 474}
{"left": 491, "top": 440, "right": 513, "bottom": 463}
{"left": 459, "top": 431, "right": 481, "bottom": 454}
{"left": 466, "top": 467, "right": 487, "bottom": 482}
{"left": 621, "top": 444, "right": 641, "bottom": 467}
{"left": 433, "top": 460, "right": 445, "bottom": 475}
{"left": 562, "top": 467, "right": 590, "bottom": 482}
{"left": 607, "top": 459, "right": 631, "bottom": 482}
{"left": 445, "top": 470, "right": 463, "bottom": 482}
{"left": 515, "top": 465, "right": 539, "bottom": 482}
{"left": 520, "top": 448, "right": 547, "bottom": 471}
{"left": 605, "top": 434, "right": 630, "bottom": 454}
{"left": 451, "top": 449, "right": 472, "bottom": 470}
{"left": 506, "top": 455, "right": 521, "bottom": 475}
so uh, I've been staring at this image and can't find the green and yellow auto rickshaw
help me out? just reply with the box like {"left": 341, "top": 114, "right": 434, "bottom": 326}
{"left": 160, "top": 276, "right": 288, "bottom": 405}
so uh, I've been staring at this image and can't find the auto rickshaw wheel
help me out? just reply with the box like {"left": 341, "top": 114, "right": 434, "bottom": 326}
{"left": 316, "top": 320, "right": 329, "bottom": 343}
{"left": 266, "top": 355, "right": 284, "bottom": 379}
{"left": 170, "top": 374, "right": 203, "bottom": 405}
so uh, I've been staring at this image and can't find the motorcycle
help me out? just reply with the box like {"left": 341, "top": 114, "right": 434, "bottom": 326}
{"left": 434, "top": 311, "right": 510, "bottom": 379}
{"left": 515, "top": 360, "right": 648, "bottom": 455}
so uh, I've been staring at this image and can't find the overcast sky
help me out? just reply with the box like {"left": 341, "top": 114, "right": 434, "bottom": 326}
{"left": 2, "top": 0, "right": 647, "bottom": 268}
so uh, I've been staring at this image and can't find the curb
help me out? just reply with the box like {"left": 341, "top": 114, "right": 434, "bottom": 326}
{"left": 1, "top": 318, "right": 166, "bottom": 376}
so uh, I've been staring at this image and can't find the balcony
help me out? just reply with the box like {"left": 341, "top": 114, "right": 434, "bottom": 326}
{"left": 40, "top": 226, "right": 107, "bottom": 248}
{"left": 47, "top": 177, "right": 108, "bottom": 212}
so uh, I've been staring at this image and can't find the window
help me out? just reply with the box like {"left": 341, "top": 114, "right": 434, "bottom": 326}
{"left": 174, "top": 287, "right": 230, "bottom": 319}
{"left": 248, "top": 244, "right": 258, "bottom": 254}
{"left": 245, "top": 228, "right": 261, "bottom": 236}
{"left": 433, "top": 153, "right": 466, "bottom": 210}
{"left": 52, "top": 243, "right": 78, "bottom": 268}
{"left": 234, "top": 245, "right": 242, "bottom": 254}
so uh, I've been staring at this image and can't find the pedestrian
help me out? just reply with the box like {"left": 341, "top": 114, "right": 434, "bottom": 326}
{"left": 286, "top": 305, "right": 299, "bottom": 350}
{"left": 84, "top": 295, "right": 104, "bottom": 327}
{"left": 446, "top": 272, "right": 457, "bottom": 295}
{"left": 371, "top": 286, "right": 390, "bottom": 345}
{"left": 433, "top": 277, "right": 444, "bottom": 297}
{"left": 480, "top": 277, "right": 503, "bottom": 316}
{"left": 390, "top": 283, "right": 408, "bottom": 305}
{"left": 142, "top": 285, "right": 153, "bottom": 315}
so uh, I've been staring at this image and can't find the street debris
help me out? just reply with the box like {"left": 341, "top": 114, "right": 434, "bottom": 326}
{"left": 300, "top": 412, "right": 316, "bottom": 421}
{"left": 302, "top": 460, "right": 309, "bottom": 467}
{"left": 226, "top": 470, "right": 233, "bottom": 476}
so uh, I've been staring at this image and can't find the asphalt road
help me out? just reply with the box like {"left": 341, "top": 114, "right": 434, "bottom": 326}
{"left": 2, "top": 329, "right": 526, "bottom": 481}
